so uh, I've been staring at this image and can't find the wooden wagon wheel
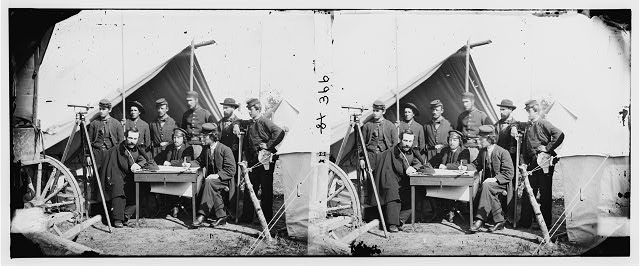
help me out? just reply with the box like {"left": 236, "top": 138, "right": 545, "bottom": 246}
{"left": 20, "top": 155, "right": 85, "bottom": 237}
{"left": 324, "top": 161, "right": 363, "bottom": 239}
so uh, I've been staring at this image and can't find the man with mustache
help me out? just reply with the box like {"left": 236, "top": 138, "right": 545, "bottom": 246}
{"left": 366, "top": 129, "right": 433, "bottom": 233}
{"left": 99, "top": 128, "right": 157, "bottom": 228}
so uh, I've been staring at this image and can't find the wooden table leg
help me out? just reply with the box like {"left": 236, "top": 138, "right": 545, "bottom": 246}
{"left": 192, "top": 181, "right": 197, "bottom": 224}
{"left": 468, "top": 185, "right": 473, "bottom": 229}
{"left": 411, "top": 185, "right": 415, "bottom": 228}
{"left": 136, "top": 182, "right": 140, "bottom": 226}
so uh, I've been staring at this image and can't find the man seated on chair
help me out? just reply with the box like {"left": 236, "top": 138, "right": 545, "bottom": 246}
{"left": 100, "top": 128, "right": 157, "bottom": 228}
{"left": 161, "top": 127, "right": 195, "bottom": 218}
{"left": 367, "top": 129, "right": 433, "bottom": 233}
{"left": 433, "top": 129, "right": 476, "bottom": 222}
{"left": 190, "top": 123, "right": 236, "bottom": 227}
{"left": 464, "top": 125, "right": 514, "bottom": 233}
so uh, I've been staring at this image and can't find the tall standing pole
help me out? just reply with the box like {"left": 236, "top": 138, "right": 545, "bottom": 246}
{"left": 394, "top": 16, "right": 400, "bottom": 135}
{"left": 464, "top": 38, "right": 470, "bottom": 93}
{"left": 514, "top": 134, "right": 521, "bottom": 228}
{"left": 189, "top": 38, "right": 195, "bottom": 92}
{"left": 121, "top": 13, "right": 126, "bottom": 126}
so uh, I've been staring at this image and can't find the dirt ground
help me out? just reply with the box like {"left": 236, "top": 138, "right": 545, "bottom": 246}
{"left": 74, "top": 171, "right": 585, "bottom": 256}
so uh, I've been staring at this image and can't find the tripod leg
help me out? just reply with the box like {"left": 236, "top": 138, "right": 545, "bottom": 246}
{"left": 335, "top": 123, "right": 353, "bottom": 165}
{"left": 355, "top": 125, "right": 388, "bottom": 238}
{"left": 514, "top": 136, "right": 520, "bottom": 228}
{"left": 80, "top": 121, "right": 112, "bottom": 233}
{"left": 61, "top": 119, "right": 80, "bottom": 163}
{"left": 236, "top": 134, "right": 243, "bottom": 224}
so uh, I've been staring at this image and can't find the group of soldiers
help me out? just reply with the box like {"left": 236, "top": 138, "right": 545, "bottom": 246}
{"left": 360, "top": 92, "right": 564, "bottom": 233}
{"left": 88, "top": 91, "right": 284, "bottom": 228}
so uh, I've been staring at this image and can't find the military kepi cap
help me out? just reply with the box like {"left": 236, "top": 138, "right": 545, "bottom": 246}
{"left": 497, "top": 99, "right": 516, "bottom": 109}
{"left": 128, "top": 101, "right": 145, "bottom": 114}
{"left": 524, "top": 99, "right": 538, "bottom": 109}
{"left": 430, "top": 99, "right": 443, "bottom": 109}
{"left": 98, "top": 98, "right": 112, "bottom": 108}
{"left": 186, "top": 91, "right": 200, "bottom": 99}
{"left": 201, "top": 123, "right": 218, "bottom": 134}
{"left": 462, "top": 92, "right": 475, "bottom": 100}
{"left": 155, "top": 98, "right": 169, "bottom": 107}
{"left": 173, "top": 127, "right": 188, "bottom": 137}
{"left": 448, "top": 130, "right": 464, "bottom": 140}
{"left": 372, "top": 100, "right": 385, "bottom": 110}
{"left": 478, "top": 125, "right": 496, "bottom": 137}
{"left": 246, "top": 98, "right": 260, "bottom": 109}
{"left": 401, "top": 102, "right": 420, "bottom": 117}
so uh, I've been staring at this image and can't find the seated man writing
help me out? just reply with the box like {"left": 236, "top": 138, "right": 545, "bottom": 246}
{"left": 189, "top": 123, "right": 236, "bottom": 227}
{"left": 100, "top": 128, "right": 157, "bottom": 228}
{"left": 160, "top": 127, "right": 195, "bottom": 218}
{"left": 432, "top": 130, "right": 476, "bottom": 222}
{"left": 367, "top": 129, "right": 434, "bottom": 232}
{"left": 462, "top": 125, "right": 514, "bottom": 232}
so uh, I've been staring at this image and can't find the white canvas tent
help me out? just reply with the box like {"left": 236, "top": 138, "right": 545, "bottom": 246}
{"left": 325, "top": 11, "right": 630, "bottom": 247}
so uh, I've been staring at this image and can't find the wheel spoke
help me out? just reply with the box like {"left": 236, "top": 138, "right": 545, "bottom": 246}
{"left": 327, "top": 205, "right": 352, "bottom": 212}
{"left": 41, "top": 168, "right": 59, "bottom": 200}
{"left": 36, "top": 163, "right": 43, "bottom": 198}
{"left": 43, "top": 201, "right": 75, "bottom": 208}
{"left": 43, "top": 179, "right": 69, "bottom": 203}
{"left": 327, "top": 185, "right": 347, "bottom": 202}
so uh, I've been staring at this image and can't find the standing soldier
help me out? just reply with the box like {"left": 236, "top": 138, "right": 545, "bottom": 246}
{"left": 519, "top": 100, "right": 564, "bottom": 229}
{"left": 456, "top": 92, "right": 492, "bottom": 146}
{"left": 124, "top": 101, "right": 151, "bottom": 154}
{"left": 360, "top": 100, "right": 398, "bottom": 169}
{"left": 239, "top": 98, "right": 285, "bottom": 224}
{"left": 423, "top": 99, "right": 451, "bottom": 166}
{"left": 182, "top": 91, "right": 215, "bottom": 144}
{"left": 398, "top": 102, "right": 425, "bottom": 152}
{"left": 88, "top": 99, "right": 124, "bottom": 151}
{"left": 218, "top": 98, "right": 242, "bottom": 161}
{"left": 149, "top": 98, "right": 177, "bottom": 163}
{"left": 494, "top": 99, "right": 519, "bottom": 224}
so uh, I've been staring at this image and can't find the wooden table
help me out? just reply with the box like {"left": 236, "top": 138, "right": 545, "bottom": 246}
{"left": 410, "top": 169, "right": 477, "bottom": 228}
{"left": 134, "top": 167, "right": 199, "bottom": 225}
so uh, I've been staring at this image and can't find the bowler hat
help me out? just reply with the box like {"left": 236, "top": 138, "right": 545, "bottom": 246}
{"left": 497, "top": 99, "right": 516, "bottom": 109}
{"left": 220, "top": 98, "right": 240, "bottom": 108}
{"left": 98, "top": 98, "right": 112, "bottom": 108}
{"left": 401, "top": 102, "right": 420, "bottom": 117}
{"left": 372, "top": 100, "right": 386, "bottom": 110}
{"left": 128, "top": 101, "right": 145, "bottom": 114}
{"left": 478, "top": 125, "right": 496, "bottom": 137}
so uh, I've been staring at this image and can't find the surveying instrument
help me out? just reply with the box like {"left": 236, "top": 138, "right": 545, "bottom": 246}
{"left": 334, "top": 106, "right": 389, "bottom": 238}
{"left": 61, "top": 104, "right": 113, "bottom": 232}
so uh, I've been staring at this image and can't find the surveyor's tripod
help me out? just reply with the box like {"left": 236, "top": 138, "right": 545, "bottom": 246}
{"left": 61, "top": 105, "right": 112, "bottom": 232}
{"left": 335, "top": 107, "right": 388, "bottom": 238}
